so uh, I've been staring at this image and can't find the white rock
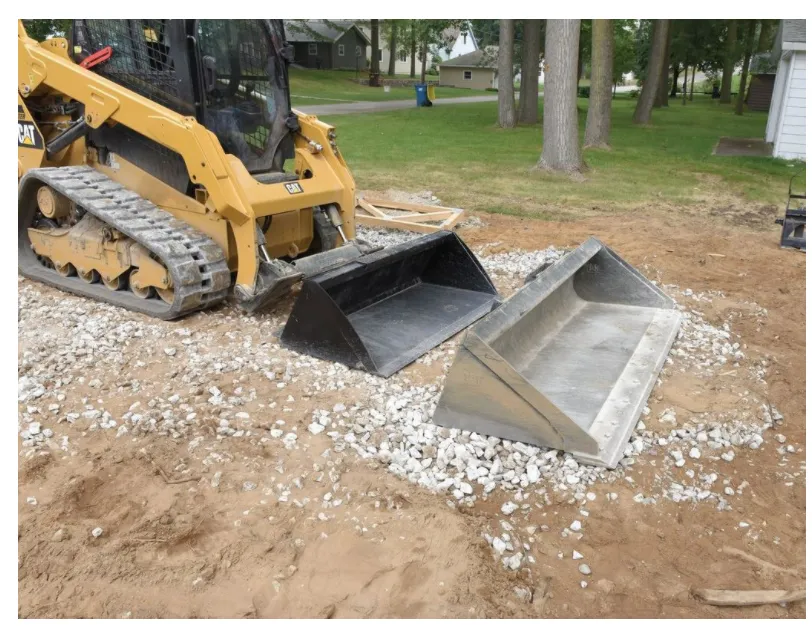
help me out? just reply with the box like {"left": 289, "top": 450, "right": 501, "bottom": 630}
{"left": 721, "top": 451, "right": 735, "bottom": 462}
{"left": 26, "top": 496, "right": 37, "bottom": 506}
{"left": 308, "top": 422, "right": 325, "bottom": 435}
{"left": 492, "top": 537, "right": 507, "bottom": 555}
{"left": 570, "top": 520, "right": 582, "bottom": 532}
{"left": 501, "top": 501, "right": 518, "bottom": 515}
{"left": 573, "top": 550, "right": 584, "bottom": 560}
{"left": 689, "top": 447, "right": 701, "bottom": 459}
{"left": 504, "top": 552, "right": 523, "bottom": 570}
{"left": 91, "top": 527, "right": 104, "bottom": 538}
{"left": 578, "top": 563, "right": 592, "bottom": 575}
{"left": 164, "top": 348, "right": 176, "bottom": 356}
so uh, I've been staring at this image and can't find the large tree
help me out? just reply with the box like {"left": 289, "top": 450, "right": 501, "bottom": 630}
{"left": 386, "top": 21, "right": 398, "bottom": 76}
{"left": 497, "top": 19, "right": 517, "bottom": 128}
{"left": 719, "top": 20, "right": 737, "bottom": 104}
{"left": 369, "top": 19, "right": 381, "bottom": 86}
{"left": 410, "top": 21, "right": 417, "bottom": 78}
{"left": 584, "top": 19, "right": 614, "bottom": 148}
{"left": 538, "top": 19, "right": 583, "bottom": 173}
{"left": 633, "top": 19, "right": 669, "bottom": 125}
{"left": 518, "top": 19, "right": 542, "bottom": 124}
{"left": 655, "top": 21, "right": 672, "bottom": 107}
{"left": 735, "top": 20, "right": 757, "bottom": 115}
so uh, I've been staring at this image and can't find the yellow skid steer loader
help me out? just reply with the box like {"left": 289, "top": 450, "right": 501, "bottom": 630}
{"left": 17, "top": 19, "right": 498, "bottom": 375}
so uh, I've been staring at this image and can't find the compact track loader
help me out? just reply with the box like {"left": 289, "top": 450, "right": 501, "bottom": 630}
{"left": 17, "top": 19, "right": 496, "bottom": 373}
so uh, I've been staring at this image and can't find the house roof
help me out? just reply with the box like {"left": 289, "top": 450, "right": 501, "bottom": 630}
{"left": 782, "top": 19, "right": 806, "bottom": 43}
{"left": 438, "top": 49, "right": 496, "bottom": 69}
{"left": 440, "top": 21, "right": 478, "bottom": 51}
{"left": 284, "top": 20, "right": 371, "bottom": 45}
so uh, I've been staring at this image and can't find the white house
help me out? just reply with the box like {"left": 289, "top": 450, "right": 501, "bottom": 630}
{"left": 766, "top": 19, "right": 806, "bottom": 160}
{"left": 362, "top": 21, "right": 479, "bottom": 75}
{"left": 434, "top": 23, "right": 478, "bottom": 62}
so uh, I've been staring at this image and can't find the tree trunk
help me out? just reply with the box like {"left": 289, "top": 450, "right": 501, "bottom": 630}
{"left": 370, "top": 19, "right": 381, "bottom": 87}
{"left": 735, "top": 20, "right": 756, "bottom": 115}
{"left": 720, "top": 20, "right": 737, "bottom": 104}
{"left": 584, "top": 19, "right": 613, "bottom": 148}
{"left": 756, "top": 19, "right": 773, "bottom": 52}
{"left": 689, "top": 65, "right": 696, "bottom": 101}
{"left": 538, "top": 19, "right": 583, "bottom": 173}
{"left": 633, "top": 19, "right": 669, "bottom": 125}
{"left": 497, "top": 19, "right": 516, "bottom": 128}
{"left": 420, "top": 38, "right": 428, "bottom": 84}
{"left": 670, "top": 62, "right": 679, "bottom": 97}
{"left": 518, "top": 19, "right": 541, "bottom": 124}
{"left": 682, "top": 59, "right": 688, "bottom": 105}
{"left": 387, "top": 21, "right": 397, "bottom": 76}
{"left": 655, "top": 21, "right": 672, "bottom": 107}
{"left": 409, "top": 21, "right": 416, "bottom": 78}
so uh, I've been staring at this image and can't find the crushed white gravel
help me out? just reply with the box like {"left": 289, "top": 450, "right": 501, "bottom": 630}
{"left": 18, "top": 229, "right": 796, "bottom": 576}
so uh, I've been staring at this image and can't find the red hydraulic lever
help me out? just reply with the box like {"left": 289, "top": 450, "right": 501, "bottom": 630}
{"left": 80, "top": 46, "right": 113, "bottom": 69}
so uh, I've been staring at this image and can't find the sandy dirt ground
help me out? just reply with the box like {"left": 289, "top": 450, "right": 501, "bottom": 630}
{"left": 18, "top": 196, "right": 805, "bottom": 619}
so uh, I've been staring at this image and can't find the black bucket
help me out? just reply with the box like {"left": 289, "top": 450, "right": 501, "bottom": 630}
{"left": 280, "top": 231, "right": 499, "bottom": 377}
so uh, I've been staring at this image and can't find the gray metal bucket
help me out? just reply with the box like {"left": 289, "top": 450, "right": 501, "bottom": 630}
{"left": 433, "top": 237, "right": 682, "bottom": 468}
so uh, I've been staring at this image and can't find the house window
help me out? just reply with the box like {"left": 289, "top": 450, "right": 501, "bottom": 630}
{"left": 463, "top": 70, "right": 472, "bottom": 80}
{"left": 308, "top": 42, "right": 317, "bottom": 55}
{"left": 338, "top": 44, "right": 345, "bottom": 56}
{"left": 355, "top": 45, "right": 361, "bottom": 57}
{"left": 378, "top": 49, "right": 383, "bottom": 62}
{"left": 399, "top": 51, "right": 407, "bottom": 62}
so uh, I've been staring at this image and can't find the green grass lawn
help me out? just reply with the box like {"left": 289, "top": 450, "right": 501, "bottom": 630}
{"left": 289, "top": 68, "right": 493, "bottom": 106}
{"left": 325, "top": 94, "right": 804, "bottom": 219}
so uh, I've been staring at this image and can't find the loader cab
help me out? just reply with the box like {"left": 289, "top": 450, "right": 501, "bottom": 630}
{"left": 71, "top": 19, "right": 296, "bottom": 189}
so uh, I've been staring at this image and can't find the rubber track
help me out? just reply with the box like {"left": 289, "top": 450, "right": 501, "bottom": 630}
{"left": 19, "top": 166, "right": 231, "bottom": 320}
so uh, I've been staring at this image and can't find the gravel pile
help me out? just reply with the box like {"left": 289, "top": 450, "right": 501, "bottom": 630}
{"left": 18, "top": 242, "right": 795, "bottom": 577}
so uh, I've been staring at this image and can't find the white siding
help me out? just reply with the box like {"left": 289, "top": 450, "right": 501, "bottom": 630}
{"left": 766, "top": 55, "right": 789, "bottom": 142}
{"left": 774, "top": 51, "right": 806, "bottom": 160}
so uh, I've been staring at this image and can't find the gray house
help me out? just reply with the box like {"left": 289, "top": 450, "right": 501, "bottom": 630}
{"left": 285, "top": 20, "right": 370, "bottom": 70}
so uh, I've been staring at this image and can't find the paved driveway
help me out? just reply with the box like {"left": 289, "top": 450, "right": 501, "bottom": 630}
{"left": 295, "top": 94, "right": 499, "bottom": 116}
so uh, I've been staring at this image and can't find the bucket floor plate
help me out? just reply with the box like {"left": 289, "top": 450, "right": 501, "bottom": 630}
{"left": 519, "top": 303, "right": 661, "bottom": 432}
{"left": 350, "top": 283, "right": 496, "bottom": 377}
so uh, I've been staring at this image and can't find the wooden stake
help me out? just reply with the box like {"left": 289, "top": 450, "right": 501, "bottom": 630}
{"left": 693, "top": 588, "right": 805, "bottom": 606}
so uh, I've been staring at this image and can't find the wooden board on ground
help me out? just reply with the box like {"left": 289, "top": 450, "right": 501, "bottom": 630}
{"left": 355, "top": 197, "right": 465, "bottom": 234}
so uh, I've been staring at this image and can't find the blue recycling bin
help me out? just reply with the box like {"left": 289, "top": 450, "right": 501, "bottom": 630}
{"left": 415, "top": 83, "right": 429, "bottom": 107}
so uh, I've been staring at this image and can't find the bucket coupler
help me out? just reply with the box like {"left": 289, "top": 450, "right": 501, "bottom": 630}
{"left": 237, "top": 242, "right": 373, "bottom": 313}
{"left": 432, "top": 237, "right": 682, "bottom": 468}
{"left": 280, "top": 231, "right": 500, "bottom": 377}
